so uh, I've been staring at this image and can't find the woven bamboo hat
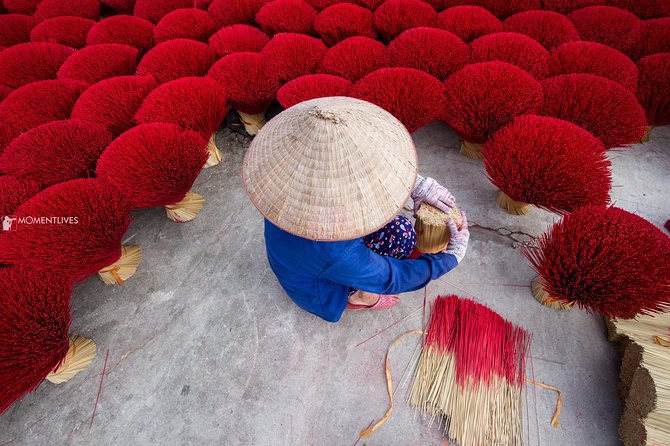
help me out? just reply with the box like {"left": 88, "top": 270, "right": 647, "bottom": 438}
{"left": 242, "top": 96, "right": 418, "bottom": 241}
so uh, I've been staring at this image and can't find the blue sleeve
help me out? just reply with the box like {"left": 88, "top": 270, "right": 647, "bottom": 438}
{"left": 321, "top": 239, "right": 459, "bottom": 294}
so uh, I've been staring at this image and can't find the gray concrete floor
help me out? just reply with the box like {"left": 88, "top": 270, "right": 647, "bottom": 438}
{"left": 1, "top": 122, "right": 668, "bottom": 446}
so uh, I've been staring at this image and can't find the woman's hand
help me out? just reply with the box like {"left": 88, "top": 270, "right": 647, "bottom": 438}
{"left": 445, "top": 211, "right": 469, "bottom": 263}
{"left": 411, "top": 175, "right": 456, "bottom": 215}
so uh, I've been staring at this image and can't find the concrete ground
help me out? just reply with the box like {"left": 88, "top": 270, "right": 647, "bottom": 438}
{"left": 1, "top": 122, "right": 668, "bottom": 446}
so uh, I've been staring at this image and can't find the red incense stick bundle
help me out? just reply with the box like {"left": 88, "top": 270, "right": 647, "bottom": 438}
{"left": 373, "top": 0, "right": 438, "bottom": 42}
{"left": 0, "top": 14, "right": 38, "bottom": 46}
{"left": 136, "top": 39, "right": 218, "bottom": 84}
{"left": 314, "top": 3, "right": 376, "bottom": 47}
{"left": 0, "top": 175, "right": 41, "bottom": 216}
{"left": 436, "top": 6, "right": 503, "bottom": 43}
{"left": 29, "top": 16, "right": 96, "bottom": 49}
{"left": 208, "top": 0, "right": 271, "bottom": 28}
{"left": 208, "top": 25, "right": 270, "bottom": 57}
{"left": 33, "top": 0, "right": 100, "bottom": 21}
{"left": 503, "top": 10, "right": 579, "bottom": 50}
{"left": 350, "top": 67, "right": 444, "bottom": 133}
{"left": 277, "top": 74, "right": 352, "bottom": 108}
{"left": 256, "top": 0, "right": 319, "bottom": 36}
{"left": 388, "top": 27, "right": 470, "bottom": 80}
{"left": 442, "top": 61, "right": 543, "bottom": 159}
{"left": 71, "top": 75, "right": 157, "bottom": 136}
{"left": 548, "top": 41, "right": 639, "bottom": 92}
{"left": 153, "top": 8, "right": 216, "bottom": 44}
{"left": 409, "top": 295, "right": 531, "bottom": 446}
{"left": 317, "top": 36, "right": 389, "bottom": 82}
{"left": 568, "top": 6, "right": 642, "bottom": 56}
{"left": 470, "top": 32, "right": 550, "bottom": 79}
{"left": 0, "top": 178, "right": 139, "bottom": 285}
{"left": 0, "top": 268, "right": 97, "bottom": 415}
{"left": 608, "top": 0, "right": 668, "bottom": 20}
{"left": 133, "top": 0, "right": 193, "bottom": 24}
{"left": 540, "top": 73, "right": 647, "bottom": 149}
{"left": 542, "top": 0, "right": 605, "bottom": 14}
{"left": 3, "top": 0, "right": 42, "bottom": 14}
{"left": 0, "top": 79, "right": 89, "bottom": 134}
{"left": 476, "top": 0, "right": 540, "bottom": 19}
{"left": 523, "top": 206, "right": 670, "bottom": 317}
{"left": 636, "top": 53, "right": 670, "bottom": 141}
{"left": 57, "top": 44, "right": 139, "bottom": 84}
{"left": 85, "top": 15, "right": 155, "bottom": 53}
{"left": 633, "top": 18, "right": 670, "bottom": 60}
{"left": 207, "top": 52, "right": 279, "bottom": 135}
{"left": 96, "top": 123, "right": 209, "bottom": 222}
{"left": 483, "top": 115, "right": 611, "bottom": 215}
{"left": 0, "top": 42, "right": 75, "bottom": 89}
{"left": 135, "top": 77, "right": 229, "bottom": 167}
{"left": 0, "top": 119, "right": 113, "bottom": 186}
{"left": 261, "top": 33, "right": 327, "bottom": 84}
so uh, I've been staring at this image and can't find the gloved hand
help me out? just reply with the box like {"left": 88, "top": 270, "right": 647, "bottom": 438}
{"left": 411, "top": 175, "right": 456, "bottom": 215}
{"left": 444, "top": 211, "right": 469, "bottom": 263}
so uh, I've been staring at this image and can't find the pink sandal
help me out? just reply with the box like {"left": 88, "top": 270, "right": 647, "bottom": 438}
{"left": 346, "top": 294, "right": 400, "bottom": 310}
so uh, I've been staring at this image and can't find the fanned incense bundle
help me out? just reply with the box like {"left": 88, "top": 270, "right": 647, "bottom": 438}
{"left": 548, "top": 42, "right": 638, "bottom": 92}
{"left": 470, "top": 32, "right": 550, "bottom": 80}
{"left": 317, "top": 36, "right": 389, "bottom": 82}
{"left": 85, "top": 15, "right": 155, "bottom": 53}
{"left": 71, "top": 75, "right": 157, "bottom": 136}
{"left": 542, "top": 0, "right": 604, "bottom": 14}
{"left": 0, "top": 268, "right": 96, "bottom": 415}
{"left": 207, "top": 52, "right": 279, "bottom": 135}
{"left": 256, "top": 0, "right": 319, "bottom": 36}
{"left": 388, "top": 27, "right": 470, "bottom": 80}
{"left": 314, "top": 3, "right": 376, "bottom": 47}
{"left": 0, "top": 119, "right": 113, "bottom": 187}
{"left": 33, "top": 0, "right": 100, "bottom": 21}
{"left": 208, "top": 25, "right": 270, "bottom": 57}
{"left": 442, "top": 61, "right": 543, "bottom": 159}
{"left": 503, "top": 10, "right": 579, "bottom": 50}
{"left": 277, "top": 74, "right": 352, "bottom": 109}
{"left": 0, "top": 42, "right": 75, "bottom": 89}
{"left": 57, "top": 43, "right": 139, "bottom": 85}
{"left": 350, "top": 67, "right": 445, "bottom": 133}
{"left": 540, "top": 73, "right": 647, "bottom": 149}
{"left": 0, "top": 123, "right": 14, "bottom": 154}
{"left": 414, "top": 204, "right": 463, "bottom": 253}
{"left": 522, "top": 206, "right": 670, "bottom": 317}
{"left": 608, "top": 0, "right": 668, "bottom": 20}
{"left": 29, "top": 16, "right": 96, "bottom": 49}
{"left": 0, "top": 178, "right": 138, "bottom": 285}
{"left": 261, "top": 33, "right": 327, "bottom": 84}
{"left": 0, "top": 14, "right": 38, "bottom": 46}
{"left": 133, "top": 0, "right": 193, "bottom": 24}
{"left": 634, "top": 18, "right": 670, "bottom": 61}
{"left": 96, "top": 123, "right": 209, "bottom": 222}
{"left": 483, "top": 115, "right": 611, "bottom": 216}
{"left": 407, "top": 295, "right": 531, "bottom": 446}
{"left": 136, "top": 39, "right": 218, "bottom": 85}
{"left": 3, "top": 0, "right": 42, "bottom": 15}
{"left": 208, "top": 0, "right": 270, "bottom": 28}
{"left": 0, "top": 175, "right": 41, "bottom": 216}
{"left": 0, "top": 79, "right": 89, "bottom": 134}
{"left": 637, "top": 53, "right": 670, "bottom": 141}
{"left": 568, "top": 6, "right": 641, "bottom": 56}
{"left": 373, "top": 0, "right": 438, "bottom": 42}
{"left": 476, "top": 0, "right": 540, "bottom": 19}
{"left": 436, "top": 6, "right": 503, "bottom": 43}
{"left": 134, "top": 77, "right": 229, "bottom": 167}
{"left": 153, "top": 8, "right": 216, "bottom": 44}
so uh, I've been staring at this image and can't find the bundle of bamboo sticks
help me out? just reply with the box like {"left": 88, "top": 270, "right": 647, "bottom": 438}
{"left": 608, "top": 312, "right": 670, "bottom": 446}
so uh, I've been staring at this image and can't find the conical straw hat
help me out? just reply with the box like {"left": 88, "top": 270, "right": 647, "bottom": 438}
{"left": 243, "top": 96, "right": 418, "bottom": 241}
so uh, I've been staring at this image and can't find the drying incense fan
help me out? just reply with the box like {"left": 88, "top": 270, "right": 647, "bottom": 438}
{"left": 470, "top": 31, "right": 550, "bottom": 80}
{"left": 85, "top": 15, "right": 155, "bottom": 53}
{"left": 153, "top": 8, "right": 216, "bottom": 44}
{"left": 207, "top": 0, "right": 271, "bottom": 28}
{"left": 317, "top": 36, "right": 389, "bottom": 82}
{"left": 276, "top": 74, "right": 352, "bottom": 109}
{"left": 0, "top": 268, "right": 97, "bottom": 415}
{"left": 637, "top": 53, "right": 670, "bottom": 142}
{"left": 208, "top": 25, "right": 270, "bottom": 57}
{"left": 134, "top": 77, "right": 229, "bottom": 168}
{"left": 136, "top": 39, "right": 218, "bottom": 85}
{"left": 0, "top": 178, "right": 140, "bottom": 286}
{"left": 29, "top": 16, "right": 96, "bottom": 49}
{"left": 314, "top": 3, "right": 377, "bottom": 47}
{"left": 256, "top": 0, "right": 318, "bottom": 36}
{"left": 436, "top": 6, "right": 502, "bottom": 43}
{"left": 373, "top": 0, "right": 438, "bottom": 43}
{"left": 57, "top": 43, "right": 139, "bottom": 85}
{"left": 0, "top": 14, "right": 38, "bottom": 46}
{"left": 502, "top": 10, "right": 579, "bottom": 50}
{"left": 33, "top": 0, "right": 100, "bottom": 21}
{"left": 522, "top": 206, "right": 670, "bottom": 317}
{"left": 0, "top": 42, "right": 74, "bottom": 89}
{"left": 133, "top": 0, "right": 193, "bottom": 24}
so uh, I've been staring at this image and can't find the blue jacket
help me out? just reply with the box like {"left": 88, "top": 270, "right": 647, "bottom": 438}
{"left": 264, "top": 219, "right": 459, "bottom": 322}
